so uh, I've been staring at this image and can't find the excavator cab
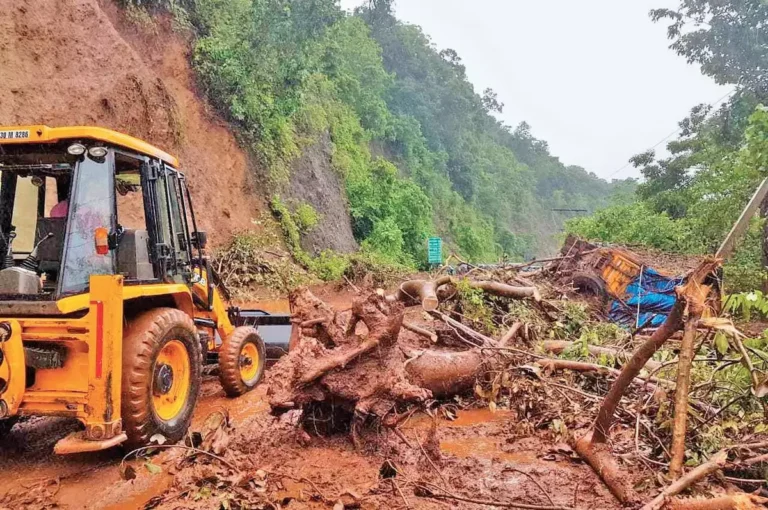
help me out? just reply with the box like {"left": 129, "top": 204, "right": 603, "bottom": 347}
{"left": 0, "top": 126, "right": 289, "bottom": 454}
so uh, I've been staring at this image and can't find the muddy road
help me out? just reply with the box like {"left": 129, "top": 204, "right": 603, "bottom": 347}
{"left": 0, "top": 378, "right": 616, "bottom": 509}
{"left": 0, "top": 377, "right": 268, "bottom": 509}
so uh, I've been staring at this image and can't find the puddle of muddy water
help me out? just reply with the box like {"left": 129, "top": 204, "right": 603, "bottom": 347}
{"left": 402, "top": 407, "right": 513, "bottom": 430}
{"left": 401, "top": 408, "right": 543, "bottom": 465}
{"left": 440, "top": 437, "right": 538, "bottom": 464}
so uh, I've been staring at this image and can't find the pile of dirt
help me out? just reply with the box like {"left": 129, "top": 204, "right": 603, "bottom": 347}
{"left": 0, "top": 0, "right": 264, "bottom": 246}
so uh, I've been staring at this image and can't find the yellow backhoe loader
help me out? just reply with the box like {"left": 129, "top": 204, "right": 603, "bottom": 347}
{"left": 0, "top": 126, "right": 291, "bottom": 454}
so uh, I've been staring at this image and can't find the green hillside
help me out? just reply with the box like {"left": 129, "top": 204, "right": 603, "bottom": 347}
{"left": 124, "top": 0, "right": 631, "bottom": 271}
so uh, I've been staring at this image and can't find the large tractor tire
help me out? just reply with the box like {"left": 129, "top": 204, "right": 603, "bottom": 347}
{"left": 218, "top": 327, "right": 266, "bottom": 397}
{"left": 121, "top": 308, "right": 202, "bottom": 449}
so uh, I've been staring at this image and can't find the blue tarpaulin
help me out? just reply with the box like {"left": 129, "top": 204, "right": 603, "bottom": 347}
{"left": 608, "top": 268, "right": 683, "bottom": 328}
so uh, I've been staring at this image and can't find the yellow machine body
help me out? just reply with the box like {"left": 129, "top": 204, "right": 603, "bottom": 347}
{"left": 0, "top": 125, "right": 243, "bottom": 454}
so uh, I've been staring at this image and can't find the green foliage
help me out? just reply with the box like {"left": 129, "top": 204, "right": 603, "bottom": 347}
{"left": 722, "top": 221, "right": 768, "bottom": 292}
{"left": 651, "top": 1, "right": 768, "bottom": 93}
{"left": 270, "top": 195, "right": 307, "bottom": 265}
{"left": 294, "top": 203, "right": 319, "bottom": 232}
{"left": 139, "top": 0, "right": 626, "bottom": 273}
{"left": 454, "top": 278, "right": 497, "bottom": 335}
{"left": 308, "top": 250, "right": 349, "bottom": 282}
{"left": 550, "top": 302, "right": 590, "bottom": 339}
{"left": 566, "top": 201, "right": 700, "bottom": 253}
{"left": 725, "top": 290, "right": 768, "bottom": 321}
{"left": 343, "top": 249, "right": 411, "bottom": 288}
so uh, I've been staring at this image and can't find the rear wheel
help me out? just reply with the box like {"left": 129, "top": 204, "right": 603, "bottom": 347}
{"left": 121, "top": 308, "right": 202, "bottom": 449}
{"left": 219, "top": 327, "right": 266, "bottom": 397}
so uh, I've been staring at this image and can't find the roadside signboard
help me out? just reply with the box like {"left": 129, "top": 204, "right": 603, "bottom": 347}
{"left": 428, "top": 237, "right": 442, "bottom": 265}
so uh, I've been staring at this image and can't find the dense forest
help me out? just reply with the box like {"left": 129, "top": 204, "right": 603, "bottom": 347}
{"left": 567, "top": 0, "right": 768, "bottom": 291}
{"left": 122, "top": 0, "right": 631, "bottom": 275}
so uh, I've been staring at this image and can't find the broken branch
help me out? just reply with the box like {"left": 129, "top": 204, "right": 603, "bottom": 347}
{"left": 430, "top": 311, "right": 498, "bottom": 348}
{"left": 640, "top": 450, "right": 728, "bottom": 510}
{"left": 540, "top": 340, "right": 663, "bottom": 372}
{"left": 402, "top": 322, "right": 438, "bottom": 343}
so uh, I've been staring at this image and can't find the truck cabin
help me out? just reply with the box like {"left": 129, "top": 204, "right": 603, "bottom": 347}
{"left": 0, "top": 127, "right": 206, "bottom": 305}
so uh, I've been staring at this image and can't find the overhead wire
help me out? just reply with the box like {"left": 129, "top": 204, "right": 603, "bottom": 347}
{"left": 606, "top": 88, "right": 738, "bottom": 179}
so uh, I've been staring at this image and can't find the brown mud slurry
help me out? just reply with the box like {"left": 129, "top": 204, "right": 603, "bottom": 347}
{"left": 0, "top": 388, "right": 619, "bottom": 509}
{"left": 0, "top": 378, "right": 266, "bottom": 509}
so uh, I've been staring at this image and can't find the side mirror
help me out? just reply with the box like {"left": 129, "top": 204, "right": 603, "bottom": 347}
{"left": 191, "top": 231, "right": 208, "bottom": 250}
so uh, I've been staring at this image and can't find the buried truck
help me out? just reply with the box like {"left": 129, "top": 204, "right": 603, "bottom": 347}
{"left": 0, "top": 125, "right": 291, "bottom": 454}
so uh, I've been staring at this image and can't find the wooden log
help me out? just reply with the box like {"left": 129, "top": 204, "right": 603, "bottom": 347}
{"left": 397, "top": 280, "right": 440, "bottom": 311}
{"left": 466, "top": 280, "right": 541, "bottom": 302}
{"left": 405, "top": 350, "right": 483, "bottom": 398}
{"left": 666, "top": 494, "right": 768, "bottom": 510}
{"left": 536, "top": 358, "right": 672, "bottom": 389}
{"left": 499, "top": 322, "right": 523, "bottom": 347}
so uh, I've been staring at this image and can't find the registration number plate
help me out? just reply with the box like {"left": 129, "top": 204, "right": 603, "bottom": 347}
{"left": 0, "top": 130, "right": 30, "bottom": 141}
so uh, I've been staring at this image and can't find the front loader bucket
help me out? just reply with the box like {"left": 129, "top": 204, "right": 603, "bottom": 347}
{"left": 232, "top": 311, "right": 292, "bottom": 363}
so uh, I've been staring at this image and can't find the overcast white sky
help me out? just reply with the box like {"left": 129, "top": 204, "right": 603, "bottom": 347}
{"left": 339, "top": 0, "right": 732, "bottom": 181}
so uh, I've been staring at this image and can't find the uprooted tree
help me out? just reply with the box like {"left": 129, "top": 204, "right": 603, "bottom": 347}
{"left": 267, "top": 287, "right": 489, "bottom": 444}
{"left": 266, "top": 274, "right": 540, "bottom": 441}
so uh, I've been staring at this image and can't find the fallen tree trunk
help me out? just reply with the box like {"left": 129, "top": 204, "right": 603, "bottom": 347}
{"left": 405, "top": 349, "right": 483, "bottom": 398}
{"left": 463, "top": 280, "right": 541, "bottom": 302}
{"left": 536, "top": 358, "right": 672, "bottom": 388}
{"left": 499, "top": 322, "right": 523, "bottom": 347}
{"left": 395, "top": 279, "right": 443, "bottom": 311}
{"left": 640, "top": 450, "right": 728, "bottom": 510}
{"left": 540, "top": 340, "right": 663, "bottom": 372}
{"left": 392, "top": 277, "right": 542, "bottom": 310}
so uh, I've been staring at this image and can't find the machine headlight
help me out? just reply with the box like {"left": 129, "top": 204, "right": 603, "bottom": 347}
{"left": 88, "top": 146, "right": 108, "bottom": 158}
{"left": 0, "top": 322, "right": 11, "bottom": 343}
{"left": 67, "top": 143, "right": 86, "bottom": 156}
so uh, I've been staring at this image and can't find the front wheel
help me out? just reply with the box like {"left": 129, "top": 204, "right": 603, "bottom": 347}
{"left": 218, "top": 327, "right": 266, "bottom": 397}
{"left": 121, "top": 308, "right": 202, "bottom": 449}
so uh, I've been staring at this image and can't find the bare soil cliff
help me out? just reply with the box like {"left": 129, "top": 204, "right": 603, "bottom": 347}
{"left": 0, "top": 0, "right": 264, "bottom": 245}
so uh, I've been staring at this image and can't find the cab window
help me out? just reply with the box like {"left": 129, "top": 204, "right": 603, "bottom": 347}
{"left": 59, "top": 153, "right": 116, "bottom": 295}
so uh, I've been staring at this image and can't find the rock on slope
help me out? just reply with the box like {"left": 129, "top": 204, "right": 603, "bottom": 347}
{"left": 0, "top": 0, "right": 264, "bottom": 245}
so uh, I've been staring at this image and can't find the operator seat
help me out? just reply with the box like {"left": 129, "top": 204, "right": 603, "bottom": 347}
{"left": 35, "top": 217, "right": 66, "bottom": 277}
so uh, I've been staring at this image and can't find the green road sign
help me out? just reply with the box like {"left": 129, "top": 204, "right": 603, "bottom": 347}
{"left": 428, "top": 237, "right": 442, "bottom": 264}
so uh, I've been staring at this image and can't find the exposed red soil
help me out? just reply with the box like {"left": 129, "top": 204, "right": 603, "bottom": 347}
{"left": 0, "top": 0, "right": 265, "bottom": 246}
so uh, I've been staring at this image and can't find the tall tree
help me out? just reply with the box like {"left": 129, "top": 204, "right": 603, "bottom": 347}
{"left": 651, "top": 0, "right": 768, "bottom": 95}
